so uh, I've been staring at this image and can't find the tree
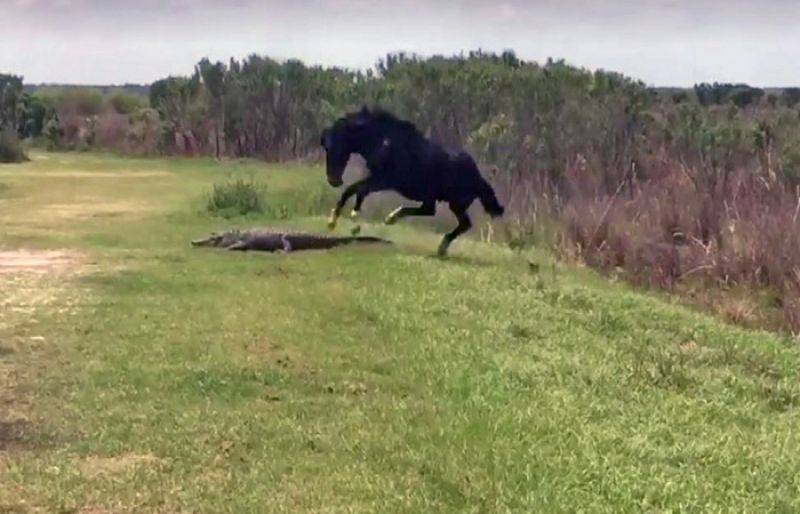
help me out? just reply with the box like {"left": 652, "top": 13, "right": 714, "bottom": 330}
{"left": 150, "top": 76, "right": 204, "bottom": 154}
{"left": 196, "top": 58, "right": 227, "bottom": 159}
{"left": 782, "top": 88, "right": 800, "bottom": 108}
{"left": 0, "top": 73, "right": 23, "bottom": 130}
{"left": 108, "top": 92, "right": 143, "bottom": 115}
{"left": 729, "top": 86, "right": 764, "bottom": 109}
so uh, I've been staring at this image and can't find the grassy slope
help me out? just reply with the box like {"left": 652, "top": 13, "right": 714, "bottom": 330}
{"left": 1, "top": 152, "right": 800, "bottom": 512}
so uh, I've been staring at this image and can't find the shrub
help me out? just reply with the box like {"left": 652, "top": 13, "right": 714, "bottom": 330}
{"left": 537, "top": 156, "right": 800, "bottom": 333}
{"left": 126, "top": 108, "right": 162, "bottom": 155}
{"left": 94, "top": 112, "right": 129, "bottom": 151}
{"left": 58, "top": 88, "right": 104, "bottom": 117}
{"left": 43, "top": 115, "right": 63, "bottom": 150}
{"left": 206, "top": 177, "right": 265, "bottom": 217}
{"left": 0, "top": 129, "right": 28, "bottom": 163}
{"left": 108, "top": 93, "right": 143, "bottom": 115}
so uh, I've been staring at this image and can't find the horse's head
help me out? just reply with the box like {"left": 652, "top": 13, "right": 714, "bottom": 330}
{"left": 320, "top": 106, "right": 372, "bottom": 187}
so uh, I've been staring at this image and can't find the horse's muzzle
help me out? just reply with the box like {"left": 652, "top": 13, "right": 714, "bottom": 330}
{"left": 327, "top": 176, "right": 344, "bottom": 187}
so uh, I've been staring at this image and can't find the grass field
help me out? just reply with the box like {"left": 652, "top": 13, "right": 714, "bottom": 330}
{"left": 2, "top": 152, "right": 800, "bottom": 512}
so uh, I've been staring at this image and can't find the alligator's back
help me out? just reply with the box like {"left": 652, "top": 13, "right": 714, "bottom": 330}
{"left": 229, "top": 232, "right": 287, "bottom": 252}
{"left": 282, "top": 233, "right": 388, "bottom": 251}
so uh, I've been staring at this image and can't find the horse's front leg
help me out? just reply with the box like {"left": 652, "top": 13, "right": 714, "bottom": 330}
{"left": 347, "top": 191, "right": 369, "bottom": 235}
{"left": 328, "top": 179, "right": 371, "bottom": 230}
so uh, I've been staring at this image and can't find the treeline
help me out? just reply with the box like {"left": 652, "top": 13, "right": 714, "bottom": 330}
{"left": 1, "top": 73, "right": 30, "bottom": 161}
{"left": 142, "top": 51, "right": 800, "bottom": 332}
{"left": 1, "top": 72, "right": 158, "bottom": 155}
{"left": 24, "top": 83, "right": 149, "bottom": 98}
{"left": 6, "top": 54, "right": 800, "bottom": 181}
{"left": 148, "top": 56, "right": 364, "bottom": 159}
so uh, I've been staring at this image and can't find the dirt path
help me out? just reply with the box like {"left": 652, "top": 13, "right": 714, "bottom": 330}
{"left": 0, "top": 249, "right": 86, "bottom": 457}
{"left": 0, "top": 250, "right": 80, "bottom": 274}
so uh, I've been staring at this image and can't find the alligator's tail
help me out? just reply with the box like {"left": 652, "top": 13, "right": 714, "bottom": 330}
{"left": 344, "top": 236, "right": 392, "bottom": 245}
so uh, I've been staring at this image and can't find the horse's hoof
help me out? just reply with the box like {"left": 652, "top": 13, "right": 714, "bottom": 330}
{"left": 327, "top": 209, "right": 339, "bottom": 230}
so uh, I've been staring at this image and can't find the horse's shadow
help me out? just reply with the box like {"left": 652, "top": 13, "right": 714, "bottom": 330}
{"left": 414, "top": 248, "right": 501, "bottom": 268}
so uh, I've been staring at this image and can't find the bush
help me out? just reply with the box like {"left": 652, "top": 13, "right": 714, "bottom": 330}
{"left": 126, "top": 108, "right": 162, "bottom": 155}
{"left": 0, "top": 129, "right": 28, "bottom": 163}
{"left": 108, "top": 93, "right": 143, "bottom": 115}
{"left": 206, "top": 177, "right": 265, "bottom": 217}
{"left": 58, "top": 88, "right": 104, "bottom": 117}
{"left": 94, "top": 112, "right": 129, "bottom": 151}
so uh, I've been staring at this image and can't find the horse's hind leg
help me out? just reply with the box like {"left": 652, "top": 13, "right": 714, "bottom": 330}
{"left": 385, "top": 202, "right": 435, "bottom": 225}
{"left": 437, "top": 204, "right": 472, "bottom": 256}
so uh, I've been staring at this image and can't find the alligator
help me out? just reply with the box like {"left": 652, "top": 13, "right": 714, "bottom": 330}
{"left": 191, "top": 229, "right": 391, "bottom": 252}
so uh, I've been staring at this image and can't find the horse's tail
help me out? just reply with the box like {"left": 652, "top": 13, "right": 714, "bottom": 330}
{"left": 478, "top": 181, "right": 505, "bottom": 218}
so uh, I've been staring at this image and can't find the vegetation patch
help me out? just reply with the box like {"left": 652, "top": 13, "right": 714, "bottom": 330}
{"left": 205, "top": 177, "right": 266, "bottom": 217}
{"left": 3, "top": 146, "right": 800, "bottom": 513}
{"left": 0, "top": 129, "right": 28, "bottom": 163}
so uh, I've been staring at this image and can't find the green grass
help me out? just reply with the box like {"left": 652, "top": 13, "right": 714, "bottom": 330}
{"left": 2, "top": 152, "right": 800, "bottom": 512}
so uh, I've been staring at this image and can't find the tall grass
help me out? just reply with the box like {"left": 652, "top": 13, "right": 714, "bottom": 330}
{"left": 205, "top": 177, "right": 266, "bottom": 217}
{"left": 499, "top": 156, "right": 800, "bottom": 333}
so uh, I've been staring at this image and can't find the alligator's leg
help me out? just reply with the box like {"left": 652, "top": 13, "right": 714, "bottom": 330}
{"left": 280, "top": 234, "right": 293, "bottom": 253}
{"left": 226, "top": 240, "right": 248, "bottom": 251}
{"left": 385, "top": 201, "right": 435, "bottom": 225}
{"left": 328, "top": 179, "right": 370, "bottom": 230}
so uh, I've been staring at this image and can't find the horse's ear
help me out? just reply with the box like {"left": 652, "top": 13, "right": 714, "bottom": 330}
{"left": 352, "top": 106, "right": 370, "bottom": 128}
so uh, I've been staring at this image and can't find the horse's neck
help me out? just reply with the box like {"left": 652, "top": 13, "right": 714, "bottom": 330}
{"left": 357, "top": 130, "right": 389, "bottom": 167}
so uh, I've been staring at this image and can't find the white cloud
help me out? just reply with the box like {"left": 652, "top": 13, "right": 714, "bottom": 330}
{"left": 2, "top": 0, "right": 799, "bottom": 85}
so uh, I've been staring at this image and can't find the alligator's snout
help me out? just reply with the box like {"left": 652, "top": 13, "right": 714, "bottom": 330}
{"left": 191, "top": 234, "right": 221, "bottom": 247}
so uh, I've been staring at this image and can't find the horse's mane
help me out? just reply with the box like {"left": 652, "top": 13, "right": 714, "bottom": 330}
{"left": 359, "top": 108, "right": 424, "bottom": 141}
{"left": 369, "top": 108, "right": 417, "bottom": 130}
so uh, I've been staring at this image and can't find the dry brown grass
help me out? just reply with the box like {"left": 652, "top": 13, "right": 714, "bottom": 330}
{"left": 77, "top": 453, "right": 167, "bottom": 479}
{"left": 505, "top": 157, "right": 800, "bottom": 334}
{"left": 0, "top": 249, "right": 82, "bottom": 274}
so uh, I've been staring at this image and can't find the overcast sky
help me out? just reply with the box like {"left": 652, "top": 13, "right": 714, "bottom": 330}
{"left": 2, "top": 0, "right": 799, "bottom": 87}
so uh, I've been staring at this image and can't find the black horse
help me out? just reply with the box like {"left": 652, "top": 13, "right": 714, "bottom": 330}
{"left": 320, "top": 107, "right": 504, "bottom": 256}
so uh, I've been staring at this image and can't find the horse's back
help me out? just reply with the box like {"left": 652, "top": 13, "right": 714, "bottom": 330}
{"left": 371, "top": 122, "right": 486, "bottom": 205}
